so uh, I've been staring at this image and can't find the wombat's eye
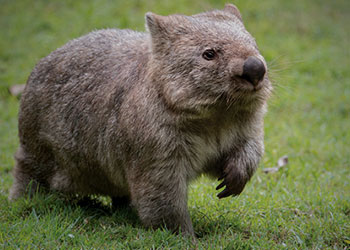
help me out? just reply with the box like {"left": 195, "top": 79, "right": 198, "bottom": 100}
{"left": 202, "top": 49, "right": 216, "bottom": 60}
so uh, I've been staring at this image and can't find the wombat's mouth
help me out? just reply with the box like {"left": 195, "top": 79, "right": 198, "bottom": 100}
{"left": 221, "top": 77, "right": 272, "bottom": 106}
{"left": 236, "top": 76, "right": 267, "bottom": 92}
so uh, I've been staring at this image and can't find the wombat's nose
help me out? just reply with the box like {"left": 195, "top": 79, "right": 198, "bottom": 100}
{"left": 241, "top": 56, "right": 266, "bottom": 86}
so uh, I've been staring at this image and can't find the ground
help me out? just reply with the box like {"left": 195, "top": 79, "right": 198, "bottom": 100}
{"left": 0, "top": 0, "right": 349, "bottom": 249}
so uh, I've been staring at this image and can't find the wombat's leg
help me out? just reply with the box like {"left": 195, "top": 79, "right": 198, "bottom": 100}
{"left": 9, "top": 146, "right": 41, "bottom": 200}
{"left": 216, "top": 138, "right": 263, "bottom": 198}
{"left": 128, "top": 167, "right": 194, "bottom": 237}
{"left": 112, "top": 196, "right": 130, "bottom": 209}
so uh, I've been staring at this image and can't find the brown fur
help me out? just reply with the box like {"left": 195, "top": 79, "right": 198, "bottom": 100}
{"left": 10, "top": 4, "right": 272, "bottom": 237}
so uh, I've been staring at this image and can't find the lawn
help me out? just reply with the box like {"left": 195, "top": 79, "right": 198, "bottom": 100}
{"left": 0, "top": 0, "right": 349, "bottom": 249}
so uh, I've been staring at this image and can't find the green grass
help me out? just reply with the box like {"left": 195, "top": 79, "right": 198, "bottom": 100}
{"left": 1, "top": 0, "right": 349, "bottom": 249}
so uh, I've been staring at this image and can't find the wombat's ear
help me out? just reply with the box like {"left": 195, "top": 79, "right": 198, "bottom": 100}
{"left": 224, "top": 3, "right": 243, "bottom": 21}
{"left": 145, "top": 12, "right": 174, "bottom": 53}
{"left": 145, "top": 12, "right": 168, "bottom": 39}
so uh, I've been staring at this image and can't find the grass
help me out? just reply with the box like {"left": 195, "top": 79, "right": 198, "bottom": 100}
{"left": 0, "top": 0, "right": 349, "bottom": 249}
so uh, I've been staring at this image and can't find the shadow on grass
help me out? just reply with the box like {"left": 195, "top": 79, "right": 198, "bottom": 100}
{"left": 13, "top": 190, "right": 142, "bottom": 231}
{"left": 10, "top": 189, "right": 253, "bottom": 243}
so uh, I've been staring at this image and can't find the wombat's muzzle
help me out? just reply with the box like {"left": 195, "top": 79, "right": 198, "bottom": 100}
{"left": 241, "top": 56, "right": 266, "bottom": 87}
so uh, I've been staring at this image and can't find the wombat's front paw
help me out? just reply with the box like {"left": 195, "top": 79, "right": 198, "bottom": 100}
{"left": 216, "top": 166, "right": 249, "bottom": 199}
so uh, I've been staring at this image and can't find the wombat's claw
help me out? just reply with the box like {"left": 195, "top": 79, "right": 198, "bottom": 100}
{"left": 217, "top": 188, "right": 231, "bottom": 199}
{"left": 217, "top": 173, "right": 226, "bottom": 181}
{"left": 216, "top": 180, "right": 226, "bottom": 190}
{"left": 216, "top": 179, "right": 234, "bottom": 198}
{"left": 216, "top": 174, "right": 246, "bottom": 198}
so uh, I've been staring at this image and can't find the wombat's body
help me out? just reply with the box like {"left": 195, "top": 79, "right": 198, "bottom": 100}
{"left": 10, "top": 4, "right": 272, "bottom": 236}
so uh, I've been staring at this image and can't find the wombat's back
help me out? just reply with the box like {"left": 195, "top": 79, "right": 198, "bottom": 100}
{"left": 14, "top": 29, "right": 149, "bottom": 197}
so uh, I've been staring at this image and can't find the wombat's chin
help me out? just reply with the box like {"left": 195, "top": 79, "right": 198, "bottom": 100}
{"left": 181, "top": 94, "right": 264, "bottom": 117}
{"left": 216, "top": 86, "right": 270, "bottom": 110}
{"left": 191, "top": 86, "right": 270, "bottom": 112}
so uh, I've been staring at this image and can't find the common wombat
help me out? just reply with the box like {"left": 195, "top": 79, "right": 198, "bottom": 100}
{"left": 10, "top": 4, "right": 272, "bottom": 237}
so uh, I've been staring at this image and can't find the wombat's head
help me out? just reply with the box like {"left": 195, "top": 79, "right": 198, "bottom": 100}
{"left": 146, "top": 4, "right": 272, "bottom": 115}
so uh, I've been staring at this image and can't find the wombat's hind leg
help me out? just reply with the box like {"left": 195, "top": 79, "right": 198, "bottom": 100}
{"left": 9, "top": 146, "right": 42, "bottom": 200}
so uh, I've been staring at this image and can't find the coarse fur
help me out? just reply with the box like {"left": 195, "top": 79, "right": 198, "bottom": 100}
{"left": 10, "top": 4, "right": 272, "bottom": 237}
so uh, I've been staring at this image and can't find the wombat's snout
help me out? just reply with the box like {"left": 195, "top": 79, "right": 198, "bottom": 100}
{"left": 241, "top": 56, "right": 266, "bottom": 87}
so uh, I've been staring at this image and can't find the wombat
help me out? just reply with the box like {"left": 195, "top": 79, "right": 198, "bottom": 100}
{"left": 10, "top": 4, "right": 272, "bottom": 237}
